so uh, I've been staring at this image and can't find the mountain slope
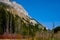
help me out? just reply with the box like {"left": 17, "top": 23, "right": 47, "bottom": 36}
{"left": 0, "top": 0, "right": 45, "bottom": 38}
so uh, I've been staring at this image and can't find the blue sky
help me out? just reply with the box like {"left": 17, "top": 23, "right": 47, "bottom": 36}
{"left": 12, "top": 0, "right": 60, "bottom": 29}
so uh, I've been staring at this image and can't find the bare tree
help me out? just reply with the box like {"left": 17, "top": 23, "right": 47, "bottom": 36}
{"left": 51, "top": 22, "right": 55, "bottom": 40}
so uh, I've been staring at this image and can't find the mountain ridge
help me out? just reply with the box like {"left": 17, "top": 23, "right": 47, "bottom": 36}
{"left": 0, "top": 0, "right": 46, "bottom": 39}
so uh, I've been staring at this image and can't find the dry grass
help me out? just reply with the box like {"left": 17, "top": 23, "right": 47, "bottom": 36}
{"left": 0, "top": 32, "right": 60, "bottom": 40}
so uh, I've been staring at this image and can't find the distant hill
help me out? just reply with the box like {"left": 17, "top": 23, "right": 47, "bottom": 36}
{"left": 53, "top": 26, "right": 60, "bottom": 33}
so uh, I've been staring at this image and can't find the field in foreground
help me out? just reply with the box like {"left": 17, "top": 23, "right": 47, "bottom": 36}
{"left": 0, "top": 32, "right": 60, "bottom": 40}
